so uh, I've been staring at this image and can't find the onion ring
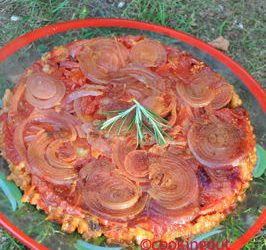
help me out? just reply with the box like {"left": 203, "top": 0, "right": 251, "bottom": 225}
{"left": 13, "top": 109, "right": 79, "bottom": 161}
{"left": 209, "top": 83, "right": 233, "bottom": 110}
{"left": 80, "top": 159, "right": 147, "bottom": 221}
{"left": 124, "top": 150, "right": 150, "bottom": 182}
{"left": 147, "top": 153, "right": 199, "bottom": 223}
{"left": 25, "top": 72, "right": 66, "bottom": 109}
{"left": 63, "top": 84, "right": 104, "bottom": 104}
{"left": 27, "top": 132, "right": 78, "bottom": 185}
{"left": 187, "top": 111, "right": 249, "bottom": 168}
{"left": 129, "top": 39, "right": 167, "bottom": 67}
{"left": 78, "top": 38, "right": 129, "bottom": 84}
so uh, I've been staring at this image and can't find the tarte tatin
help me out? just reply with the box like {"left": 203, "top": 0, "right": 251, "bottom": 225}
{"left": 0, "top": 36, "right": 256, "bottom": 246}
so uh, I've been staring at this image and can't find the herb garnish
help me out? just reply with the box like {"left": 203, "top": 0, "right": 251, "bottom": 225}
{"left": 99, "top": 99, "right": 172, "bottom": 145}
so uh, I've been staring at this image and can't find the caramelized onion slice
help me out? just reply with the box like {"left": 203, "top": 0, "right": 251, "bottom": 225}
{"left": 83, "top": 191, "right": 148, "bottom": 222}
{"left": 27, "top": 109, "right": 78, "bottom": 141}
{"left": 46, "top": 139, "right": 76, "bottom": 169}
{"left": 147, "top": 154, "right": 199, "bottom": 223}
{"left": 142, "top": 94, "right": 175, "bottom": 118}
{"left": 78, "top": 38, "right": 129, "bottom": 84}
{"left": 148, "top": 155, "right": 199, "bottom": 210}
{"left": 13, "top": 110, "right": 79, "bottom": 161}
{"left": 25, "top": 72, "right": 66, "bottom": 109}
{"left": 79, "top": 159, "right": 115, "bottom": 188}
{"left": 124, "top": 150, "right": 149, "bottom": 182}
{"left": 129, "top": 39, "right": 167, "bottom": 67}
{"left": 89, "top": 38, "right": 128, "bottom": 58}
{"left": 68, "top": 39, "right": 91, "bottom": 58}
{"left": 209, "top": 83, "right": 233, "bottom": 110}
{"left": 110, "top": 66, "right": 164, "bottom": 91}
{"left": 148, "top": 200, "right": 199, "bottom": 224}
{"left": 27, "top": 73, "right": 56, "bottom": 99}
{"left": 175, "top": 67, "right": 226, "bottom": 107}
{"left": 85, "top": 124, "right": 112, "bottom": 158}
{"left": 97, "top": 175, "right": 141, "bottom": 210}
{"left": 80, "top": 159, "right": 147, "bottom": 221}
{"left": 13, "top": 119, "right": 29, "bottom": 161}
{"left": 112, "top": 137, "right": 137, "bottom": 171}
{"left": 64, "top": 84, "right": 105, "bottom": 104}
{"left": 27, "top": 132, "right": 78, "bottom": 185}
{"left": 187, "top": 111, "right": 249, "bottom": 168}
{"left": 78, "top": 49, "right": 109, "bottom": 84}
{"left": 176, "top": 79, "right": 215, "bottom": 107}
{"left": 108, "top": 80, "right": 160, "bottom": 105}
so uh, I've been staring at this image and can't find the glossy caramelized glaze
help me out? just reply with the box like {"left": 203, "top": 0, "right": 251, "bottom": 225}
{"left": 0, "top": 36, "right": 256, "bottom": 244}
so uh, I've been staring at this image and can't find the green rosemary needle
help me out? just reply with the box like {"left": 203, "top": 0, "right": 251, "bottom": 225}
{"left": 99, "top": 99, "right": 173, "bottom": 145}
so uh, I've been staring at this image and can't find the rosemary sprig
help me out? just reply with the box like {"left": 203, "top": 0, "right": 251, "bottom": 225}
{"left": 99, "top": 99, "right": 173, "bottom": 145}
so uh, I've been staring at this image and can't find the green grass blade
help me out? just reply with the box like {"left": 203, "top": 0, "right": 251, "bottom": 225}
{"left": 0, "top": 174, "right": 23, "bottom": 211}
{"left": 192, "top": 227, "right": 224, "bottom": 243}
{"left": 253, "top": 144, "right": 266, "bottom": 178}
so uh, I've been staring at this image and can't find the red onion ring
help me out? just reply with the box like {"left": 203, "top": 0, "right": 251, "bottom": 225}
{"left": 25, "top": 72, "right": 66, "bottom": 109}
{"left": 80, "top": 159, "right": 147, "bottom": 222}
{"left": 63, "top": 84, "right": 104, "bottom": 104}
{"left": 148, "top": 200, "right": 199, "bottom": 224}
{"left": 13, "top": 109, "right": 79, "bottom": 161}
{"left": 176, "top": 79, "right": 215, "bottom": 107}
{"left": 129, "top": 39, "right": 167, "bottom": 67}
{"left": 110, "top": 66, "right": 164, "bottom": 91}
{"left": 209, "top": 83, "right": 233, "bottom": 110}
{"left": 46, "top": 139, "right": 77, "bottom": 169}
{"left": 124, "top": 150, "right": 150, "bottom": 182}
{"left": 142, "top": 93, "right": 175, "bottom": 118}
{"left": 97, "top": 176, "right": 141, "bottom": 210}
{"left": 147, "top": 153, "right": 199, "bottom": 223}
{"left": 27, "top": 132, "right": 78, "bottom": 185}
{"left": 187, "top": 111, "right": 249, "bottom": 168}
{"left": 148, "top": 155, "right": 199, "bottom": 210}
{"left": 78, "top": 38, "right": 129, "bottom": 84}
{"left": 112, "top": 137, "right": 137, "bottom": 171}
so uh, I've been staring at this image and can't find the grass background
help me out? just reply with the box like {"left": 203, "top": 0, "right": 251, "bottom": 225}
{"left": 0, "top": 0, "right": 265, "bottom": 249}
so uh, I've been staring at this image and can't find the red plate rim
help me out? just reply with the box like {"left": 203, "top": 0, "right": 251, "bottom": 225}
{"left": 0, "top": 18, "right": 265, "bottom": 250}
